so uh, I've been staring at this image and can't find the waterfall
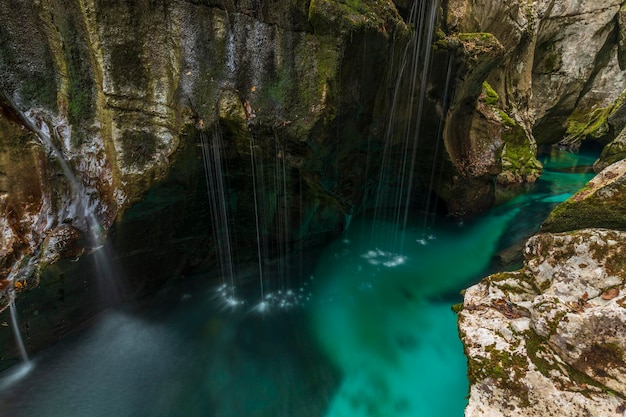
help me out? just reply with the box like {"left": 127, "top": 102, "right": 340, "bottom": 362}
{"left": 0, "top": 93, "right": 119, "bottom": 309}
{"left": 3, "top": 104, "right": 101, "bottom": 243}
{"left": 0, "top": 297, "right": 33, "bottom": 389}
{"left": 422, "top": 53, "right": 454, "bottom": 231}
{"left": 372, "top": 0, "right": 444, "bottom": 250}
{"left": 248, "top": 133, "right": 267, "bottom": 310}
{"left": 199, "top": 126, "right": 241, "bottom": 308}
{"left": 203, "top": 123, "right": 310, "bottom": 313}
{"left": 9, "top": 300, "right": 29, "bottom": 363}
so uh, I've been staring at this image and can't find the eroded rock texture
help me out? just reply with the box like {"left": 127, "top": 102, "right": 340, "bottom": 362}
{"left": 460, "top": 229, "right": 626, "bottom": 417}
{"left": 542, "top": 158, "right": 626, "bottom": 232}
{"left": 440, "top": 0, "right": 626, "bottom": 210}
{"left": 0, "top": 0, "right": 411, "bottom": 366}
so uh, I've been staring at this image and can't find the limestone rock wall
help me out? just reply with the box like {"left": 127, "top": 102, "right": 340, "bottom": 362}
{"left": 0, "top": 0, "right": 409, "bottom": 366}
{"left": 460, "top": 229, "right": 626, "bottom": 417}
{"left": 439, "top": 0, "right": 626, "bottom": 214}
{"left": 447, "top": 1, "right": 626, "bottom": 415}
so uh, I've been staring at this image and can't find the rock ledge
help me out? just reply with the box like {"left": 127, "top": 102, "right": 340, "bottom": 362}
{"left": 460, "top": 228, "right": 626, "bottom": 416}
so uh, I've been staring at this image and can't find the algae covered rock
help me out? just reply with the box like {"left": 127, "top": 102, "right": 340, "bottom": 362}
{"left": 541, "top": 159, "right": 626, "bottom": 232}
{"left": 460, "top": 229, "right": 626, "bottom": 417}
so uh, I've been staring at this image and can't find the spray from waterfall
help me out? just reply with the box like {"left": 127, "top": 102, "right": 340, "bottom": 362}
{"left": 0, "top": 295, "right": 33, "bottom": 389}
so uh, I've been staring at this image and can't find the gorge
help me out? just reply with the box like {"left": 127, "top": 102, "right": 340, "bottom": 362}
{"left": 1, "top": 0, "right": 626, "bottom": 416}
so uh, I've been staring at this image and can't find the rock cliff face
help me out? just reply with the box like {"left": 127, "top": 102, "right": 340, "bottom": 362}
{"left": 460, "top": 229, "right": 626, "bottom": 417}
{"left": 447, "top": 1, "right": 626, "bottom": 415}
{"left": 1, "top": 0, "right": 626, "bottom": 388}
{"left": 0, "top": 0, "right": 411, "bottom": 366}
{"left": 441, "top": 0, "right": 626, "bottom": 208}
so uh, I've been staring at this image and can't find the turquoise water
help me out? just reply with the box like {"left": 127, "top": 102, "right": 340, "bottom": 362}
{"left": 308, "top": 148, "right": 597, "bottom": 417}
{"left": 0, "top": 149, "right": 597, "bottom": 417}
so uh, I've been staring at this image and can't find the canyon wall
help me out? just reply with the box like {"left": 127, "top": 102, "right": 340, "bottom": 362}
{"left": 1, "top": 0, "right": 626, "bottom": 386}
{"left": 0, "top": 0, "right": 410, "bottom": 367}
{"left": 451, "top": 1, "right": 626, "bottom": 415}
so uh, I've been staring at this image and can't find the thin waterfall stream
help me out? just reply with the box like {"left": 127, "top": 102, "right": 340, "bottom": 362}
{"left": 0, "top": 147, "right": 598, "bottom": 417}
{"left": 8, "top": 302, "right": 28, "bottom": 364}
{"left": 372, "top": 0, "right": 444, "bottom": 253}
{"left": 0, "top": 94, "right": 119, "bottom": 378}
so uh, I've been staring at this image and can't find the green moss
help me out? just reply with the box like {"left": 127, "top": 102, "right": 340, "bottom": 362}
{"left": 59, "top": 15, "right": 95, "bottom": 126}
{"left": 308, "top": 0, "right": 405, "bottom": 35}
{"left": 0, "top": 24, "right": 57, "bottom": 110}
{"left": 482, "top": 81, "right": 499, "bottom": 106}
{"left": 109, "top": 41, "right": 147, "bottom": 89}
{"left": 524, "top": 331, "right": 619, "bottom": 396}
{"left": 433, "top": 28, "right": 450, "bottom": 50}
{"left": 541, "top": 186, "right": 626, "bottom": 232}
{"left": 458, "top": 32, "right": 497, "bottom": 42}
{"left": 498, "top": 115, "right": 542, "bottom": 182}
{"left": 565, "top": 89, "right": 626, "bottom": 143}
{"left": 467, "top": 343, "right": 530, "bottom": 405}
{"left": 498, "top": 110, "right": 516, "bottom": 127}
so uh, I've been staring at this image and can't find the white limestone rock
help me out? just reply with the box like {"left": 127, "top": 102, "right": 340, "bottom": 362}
{"left": 460, "top": 228, "right": 626, "bottom": 417}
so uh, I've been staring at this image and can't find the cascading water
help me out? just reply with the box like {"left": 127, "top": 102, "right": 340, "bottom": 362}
{"left": 203, "top": 125, "right": 309, "bottom": 313}
{"left": 308, "top": 2, "right": 477, "bottom": 416}
{"left": 0, "top": 286, "right": 34, "bottom": 390}
{"left": 8, "top": 300, "right": 28, "bottom": 364}
{"left": 248, "top": 132, "right": 310, "bottom": 312}
{"left": 0, "top": 147, "right": 598, "bottom": 417}
{"left": 372, "top": 0, "right": 444, "bottom": 251}
{"left": 0, "top": 93, "right": 106, "bottom": 248}
{"left": 421, "top": 54, "right": 454, "bottom": 231}
{"left": 0, "top": 93, "right": 119, "bottom": 367}
{"left": 199, "top": 126, "right": 240, "bottom": 307}
{"left": 249, "top": 132, "right": 268, "bottom": 310}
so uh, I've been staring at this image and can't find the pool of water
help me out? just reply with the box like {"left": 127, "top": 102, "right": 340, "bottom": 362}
{"left": 0, "top": 149, "right": 598, "bottom": 417}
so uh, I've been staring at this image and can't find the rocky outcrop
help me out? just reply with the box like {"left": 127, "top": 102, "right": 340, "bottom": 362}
{"left": 451, "top": 3, "right": 626, "bottom": 414}
{"left": 542, "top": 159, "right": 626, "bottom": 232}
{"left": 460, "top": 229, "right": 626, "bottom": 417}
{"left": 439, "top": 0, "right": 626, "bottom": 213}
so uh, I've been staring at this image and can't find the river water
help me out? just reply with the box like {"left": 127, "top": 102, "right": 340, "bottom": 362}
{"left": 0, "top": 149, "right": 597, "bottom": 417}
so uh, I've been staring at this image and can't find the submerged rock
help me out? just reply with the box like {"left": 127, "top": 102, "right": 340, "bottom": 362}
{"left": 460, "top": 229, "right": 626, "bottom": 416}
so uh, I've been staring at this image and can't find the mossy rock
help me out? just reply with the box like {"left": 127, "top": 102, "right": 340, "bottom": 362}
{"left": 564, "top": 89, "right": 626, "bottom": 146}
{"left": 542, "top": 159, "right": 626, "bottom": 232}
{"left": 595, "top": 126, "right": 626, "bottom": 171}
{"left": 456, "top": 32, "right": 503, "bottom": 59}
{"left": 476, "top": 84, "right": 542, "bottom": 185}
{"left": 482, "top": 81, "right": 499, "bottom": 106}
{"left": 308, "top": 0, "right": 406, "bottom": 36}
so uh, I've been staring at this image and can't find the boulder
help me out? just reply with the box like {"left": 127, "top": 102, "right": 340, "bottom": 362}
{"left": 460, "top": 229, "right": 626, "bottom": 417}
{"left": 541, "top": 159, "right": 626, "bottom": 232}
